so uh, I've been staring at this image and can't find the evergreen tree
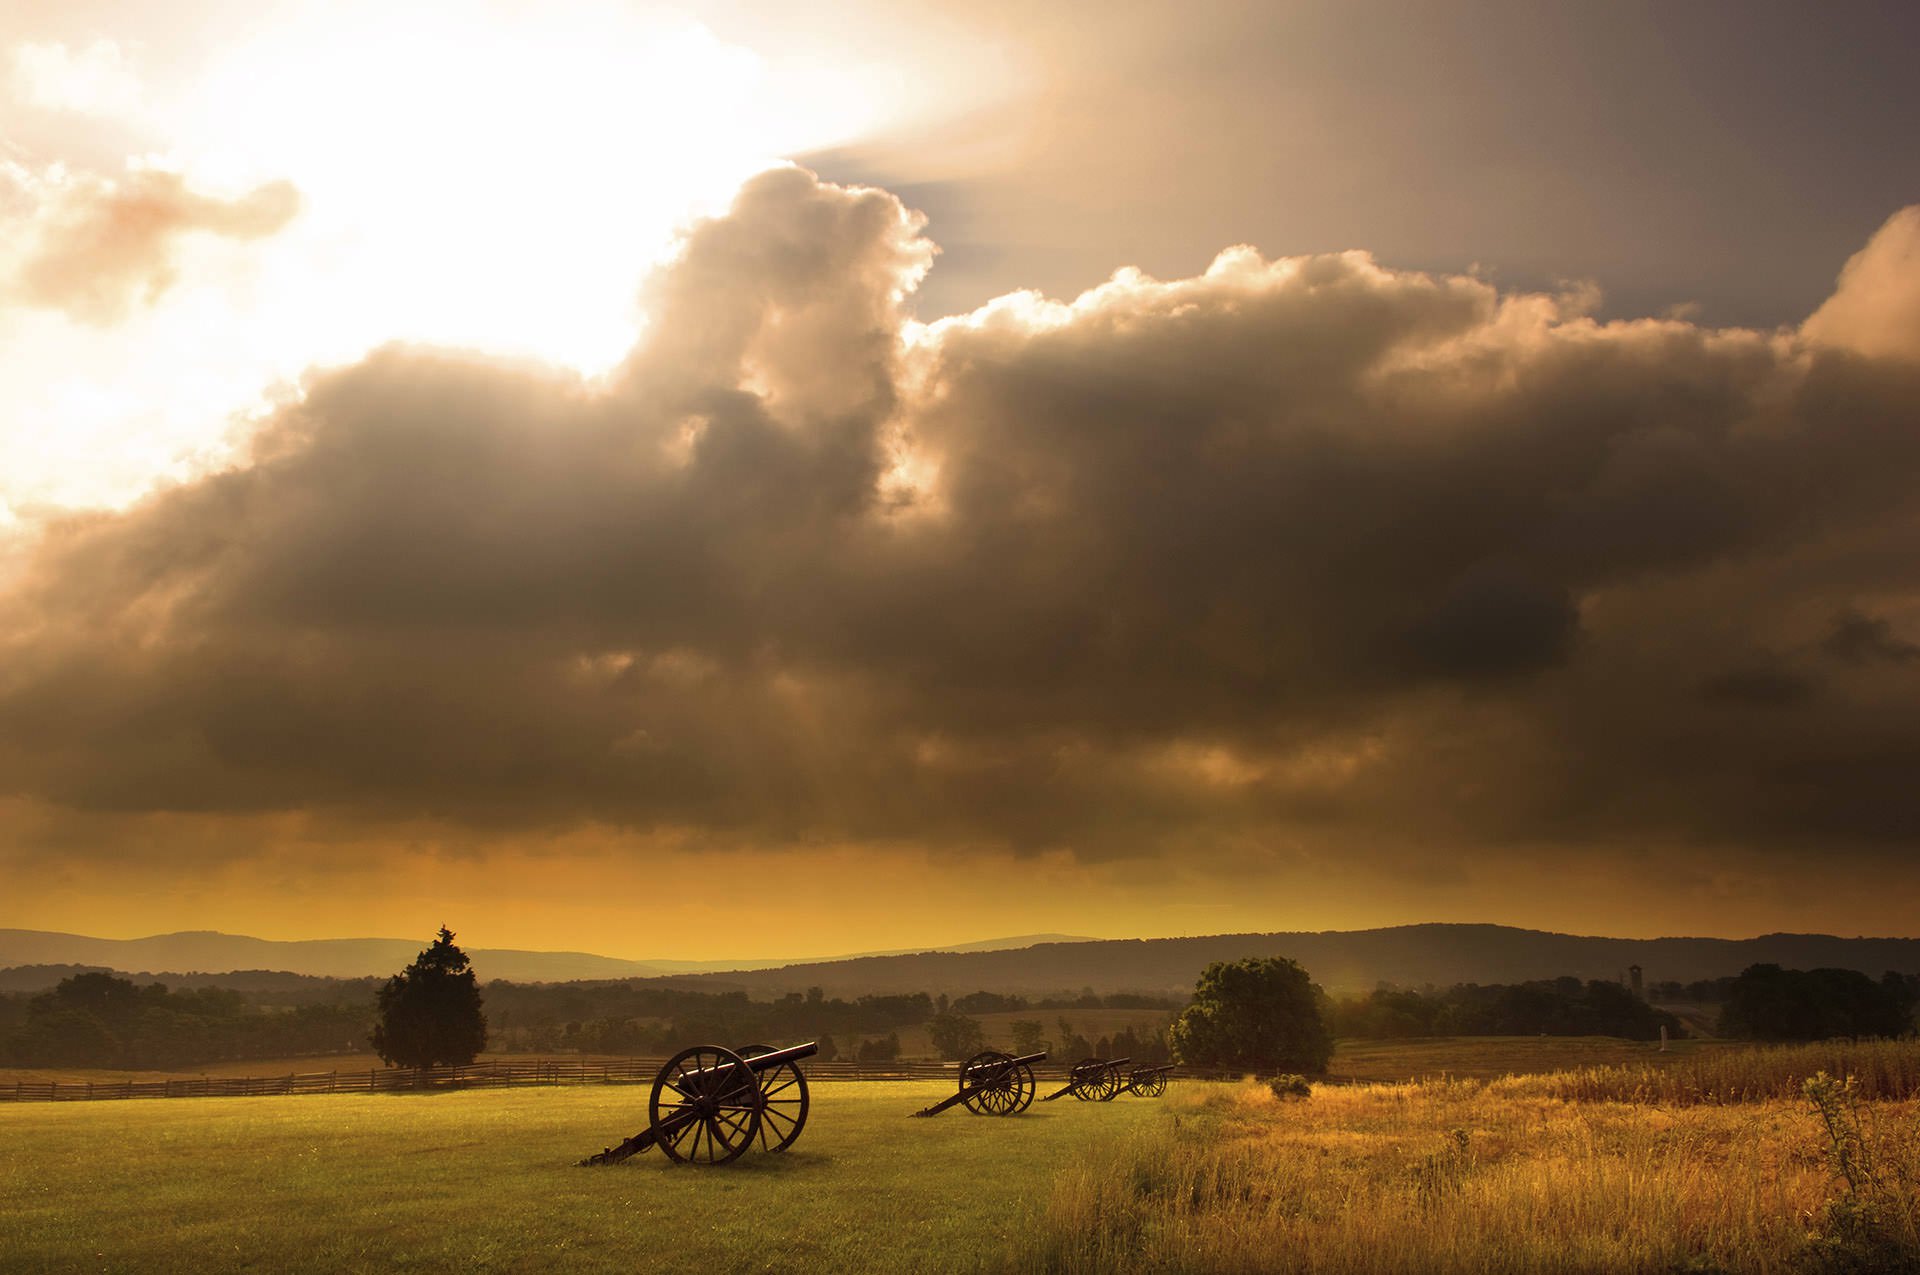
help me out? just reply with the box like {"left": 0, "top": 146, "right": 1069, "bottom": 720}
{"left": 371, "top": 927, "right": 487, "bottom": 1068}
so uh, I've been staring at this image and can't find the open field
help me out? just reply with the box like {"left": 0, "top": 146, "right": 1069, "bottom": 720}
{"left": 1325, "top": 1035, "right": 1734, "bottom": 1084}
{"left": 7, "top": 1042, "right": 1918, "bottom": 1272}
{"left": 0, "top": 1080, "right": 1162, "bottom": 1273}
{"left": 0, "top": 1070, "right": 1908, "bottom": 1273}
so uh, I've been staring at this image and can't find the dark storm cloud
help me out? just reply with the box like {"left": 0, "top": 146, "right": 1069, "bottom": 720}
{"left": 1824, "top": 609, "right": 1920, "bottom": 667}
{"left": 5, "top": 169, "right": 1920, "bottom": 864}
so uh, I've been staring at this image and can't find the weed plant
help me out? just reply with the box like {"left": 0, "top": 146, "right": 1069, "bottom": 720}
{"left": 1800, "top": 1071, "right": 1920, "bottom": 1273}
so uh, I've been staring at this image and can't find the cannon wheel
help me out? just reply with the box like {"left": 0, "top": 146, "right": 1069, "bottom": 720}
{"left": 1069, "top": 1058, "right": 1119, "bottom": 1102}
{"left": 1014, "top": 1062, "right": 1038, "bottom": 1112}
{"left": 1130, "top": 1068, "right": 1167, "bottom": 1098}
{"left": 650, "top": 1045, "right": 762, "bottom": 1164}
{"left": 738, "top": 1043, "right": 810, "bottom": 1152}
{"left": 958, "top": 1050, "right": 1031, "bottom": 1115}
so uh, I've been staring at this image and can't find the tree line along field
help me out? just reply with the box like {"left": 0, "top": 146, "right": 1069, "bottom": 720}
{"left": 5, "top": 1040, "right": 1918, "bottom": 1273}
{"left": 11, "top": 954, "right": 1906, "bottom": 1075}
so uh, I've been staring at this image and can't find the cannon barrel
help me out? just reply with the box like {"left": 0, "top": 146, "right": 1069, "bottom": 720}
{"left": 981, "top": 1050, "right": 1049, "bottom": 1071}
{"left": 680, "top": 1040, "right": 818, "bottom": 1081}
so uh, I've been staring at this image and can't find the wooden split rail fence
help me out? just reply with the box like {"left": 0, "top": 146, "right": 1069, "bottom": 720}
{"left": 1, "top": 1057, "right": 1085, "bottom": 1103}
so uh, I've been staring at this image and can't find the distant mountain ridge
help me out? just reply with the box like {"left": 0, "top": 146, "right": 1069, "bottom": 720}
{"left": 3, "top": 924, "right": 1916, "bottom": 995}
{"left": 646, "top": 923, "right": 1920, "bottom": 998}
{"left": 0, "top": 928, "right": 1092, "bottom": 984}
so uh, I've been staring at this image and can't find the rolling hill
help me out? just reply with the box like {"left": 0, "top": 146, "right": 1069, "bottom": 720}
{"left": 0, "top": 928, "right": 1090, "bottom": 985}
{"left": 4, "top": 923, "right": 1916, "bottom": 996}
{"left": 643, "top": 924, "right": 1920, "bottom": 998}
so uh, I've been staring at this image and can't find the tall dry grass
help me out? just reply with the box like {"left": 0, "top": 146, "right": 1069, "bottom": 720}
{"left": 1007, "top": 1073, "right": 1919, "bottom": 1274}
{"left": 1513, "top": 1039, "right": 1920, "bottom": 1105}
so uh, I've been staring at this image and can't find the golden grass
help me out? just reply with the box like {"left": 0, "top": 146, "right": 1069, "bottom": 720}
{"left": 1009, "top": 1077, "right": 1908, "bottom": 1273}
{"left": 1515, "top": 1039, "right": 1920, "bottom": 1105}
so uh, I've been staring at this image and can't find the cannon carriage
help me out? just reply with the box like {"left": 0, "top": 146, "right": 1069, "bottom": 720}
{"left": 909, "top": 1049, "right": 1047, "bottom": 1117}
{"left": 1040, "top": 1056, "right": 1133, "bottom": 1102}
{"left": 1115, "top": 1063, "right": 1175, "bottom": 1098}
{"left": 580, "top": 1040, "right": 816, "bottom": 1166}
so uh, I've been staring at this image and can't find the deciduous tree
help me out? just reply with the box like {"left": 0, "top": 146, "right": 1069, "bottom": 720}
{"left": 1169, "top": 957, "right": 1333, "bottom": 1073}
{"left": 926, "top": 1011, "right": 986, "bottom": 1060}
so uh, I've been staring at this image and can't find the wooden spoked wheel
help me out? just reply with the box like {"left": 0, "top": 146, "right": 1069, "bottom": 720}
{"left": 958, "top": 1050, "right": 1032, "bottom": 1116}
{"left": 650, "top": 1045, "right": 762, "bottom": 1164}
{"left": 1069, "top": 1058, "right": 1120, "bottom": 1102}
{"left": 1130, "top": 1068, "right": 1167, "bottom": 1098}
{"left": 738, "top": 1043, "right": 810, "bottom": 1152}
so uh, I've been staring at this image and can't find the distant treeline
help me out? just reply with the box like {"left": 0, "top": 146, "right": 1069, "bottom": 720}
{"left": 0, "top": 968, "right": 1181, "bottom": 1070}
{"left": 0, "top": 964, "right": 382, "bottom": 1002}
{"left": 9, "top": 961, "right": 1912, "bottom": 1069}
{"left": 1329, "top": 978, "right": 1685, "bottom": 1041}
{"left": 1331, "top": 967, "right": 1920, "bottom": 1043}
{"left": 1647, "top": 977, "right": 1740, "bottom": 1003}
{"left": 0, "top": 973, "right": 371, "bottom": 1069}
{"left": 485, "top": 982, "right": 1180, "bottom": 1057}
{"left": 1718, "top": 965, "right": 1915, "bottom": 1042}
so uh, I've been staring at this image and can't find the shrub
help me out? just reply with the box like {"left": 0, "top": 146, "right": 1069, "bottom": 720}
{"left": 1267, "top": 1073, "right": 1311, "bottom": 1100}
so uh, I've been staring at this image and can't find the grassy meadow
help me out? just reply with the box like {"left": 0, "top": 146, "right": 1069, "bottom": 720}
{"left": 0, "top": 1080, "right": 1161, "bottom": 1274}
{"left": 1021, "top": 1078, "right": 1915, "bottom": 1273}
{"left": 5, "top": 1041, "right": 1919, "bottom": 1272}
{"left": 1323, "top": 1035, "right": 1730, "bottom": 1084}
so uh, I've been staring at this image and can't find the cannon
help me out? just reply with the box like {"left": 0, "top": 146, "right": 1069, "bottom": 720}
{"left": 909, "top": 1049, "right": 1047, "bottom": 1117}
{"left": 580, "top": 1041, "right": 816, "bottom": 1166}
{"left": 1040, "top": 1056, "right": 1132, "bottom": 1102}
{"left": 1114, "top": 1064, "right": 1175, "bottom": 1098}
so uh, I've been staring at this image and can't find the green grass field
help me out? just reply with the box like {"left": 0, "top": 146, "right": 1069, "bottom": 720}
{"left": 0, "top": 1081, "right": 1162, "bottom": 1274}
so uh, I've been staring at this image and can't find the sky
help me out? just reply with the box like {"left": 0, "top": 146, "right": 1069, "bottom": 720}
{"left": 3, "top": 1, "right": 1919, "bottom": 960}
